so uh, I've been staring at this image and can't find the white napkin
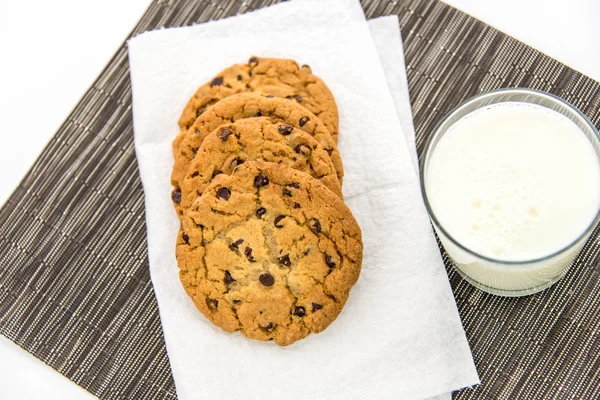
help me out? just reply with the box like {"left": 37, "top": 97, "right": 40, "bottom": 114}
{"left": 128, "top": 0, "right": 479, "bottom": 399}
{"left": 369, "top": 18, "right": 420, "bottom": 174}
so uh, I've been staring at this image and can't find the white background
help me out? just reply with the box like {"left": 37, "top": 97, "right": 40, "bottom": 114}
{"left": 0, "top": 0, "right": 597, "bottom": 398}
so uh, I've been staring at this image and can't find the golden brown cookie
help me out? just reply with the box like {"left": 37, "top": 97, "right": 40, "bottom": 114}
{"left": 177, "top": 161, "right": 363, "bottom": 346}
{"left": 175, "top": 117, "right": 342, "bottom": 218}
{"left": 171, "top": 93, "right": 343, "bottom": 201}
{"left": 177, "top": 56, "right": 339, "bottom": 142}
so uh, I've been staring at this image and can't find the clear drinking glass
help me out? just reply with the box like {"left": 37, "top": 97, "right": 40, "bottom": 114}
{"left": 420, "top": 88, "right": 600, "bottom": 297}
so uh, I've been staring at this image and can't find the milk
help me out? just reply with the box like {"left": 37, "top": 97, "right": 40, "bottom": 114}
{"left": 424, "top": 101, "right": 600, "bottom": 294}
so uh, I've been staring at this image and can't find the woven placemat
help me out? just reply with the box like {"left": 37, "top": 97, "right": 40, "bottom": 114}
{"left": 1, "top": 0, "right": 599, "bottom": 399}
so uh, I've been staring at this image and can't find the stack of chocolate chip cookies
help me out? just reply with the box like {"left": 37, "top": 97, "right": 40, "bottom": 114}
{"left": 171, "top": 57, "right": 363, "bottom": 346}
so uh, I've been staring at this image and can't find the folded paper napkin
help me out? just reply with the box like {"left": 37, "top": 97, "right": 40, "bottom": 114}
{"left": 128, "top": 0, "right": 479, "bottom": 398}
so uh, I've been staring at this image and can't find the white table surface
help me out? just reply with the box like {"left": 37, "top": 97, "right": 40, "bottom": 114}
{"left": 0, "top": 0, "right": 598, "bottom": 398}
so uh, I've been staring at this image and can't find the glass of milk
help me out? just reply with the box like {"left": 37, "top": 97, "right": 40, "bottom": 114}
{"left": 420, "top": 88, "right": 600, "bottom": 297}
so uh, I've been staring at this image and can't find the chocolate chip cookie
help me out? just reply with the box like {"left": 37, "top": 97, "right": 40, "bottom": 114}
{"left": 177, "top": 161, "right": 363, "bottom": 346}
{"left": 176, "top": 117, "right": 342, "bottom": 218}
{"left": 177, "top": 56, "right": 339, "bottom": 142}
{"left": 171, "top": 93, "right": 343, "bottom": 198}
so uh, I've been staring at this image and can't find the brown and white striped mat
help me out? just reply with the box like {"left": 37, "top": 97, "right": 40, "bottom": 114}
{"left": 1, "top": 1, "right": 599, "bottom": 399}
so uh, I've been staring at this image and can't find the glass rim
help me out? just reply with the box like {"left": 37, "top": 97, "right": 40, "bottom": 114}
{"left": 419, "top": 87, "right": 600, "bottom": 265}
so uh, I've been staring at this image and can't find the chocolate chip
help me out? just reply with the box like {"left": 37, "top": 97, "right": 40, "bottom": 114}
{"left": 171, "top": 189, "right": 182, "bottom": 204}
{"left": 299, "top": 116, "right": 309, "bottom": 127}
{"left": 278, "top": 254, "right": 291, "bottom": 267}
{"left": 231, "top": 238, "right": 244, "bottom": 249}
{"left": 229, "top": 158, "right": 244, "bottom": 170}
{"left": 245, "top": 247, "right": 255, "bottom": 262}
{"left": 277, "top": 124, "right": 294, "bottom": 135}
{"left": 294, "top": 144, "right": 310, "bottom": 155}
{"left": 265, "top": 94, "right": 274, "bottom": 98}
{"left": 294, "top": 202, "right": 301, "bottom": 209}
{"left": 196, "top": 108, "right": 206, "bottom": 118}
{"left": 310, "top": 218, "right": 321, "bottom": 234}
{"left": 325, "top": 254, "right": 336, "bottom": 269}
{"left": 219, "top": 128, "right": 233, "bottom": 141}
{"left": 194, "top": 128, "right": 201, "bottom": 135}
{"left": 216, "top": 187, "right": 231, "bottom": 200}
{"left": 293, "top": 306, "right": 306, "bottom": 317}
{"left": 224, "top": 271, "right": 235, "bottom": 285}
{"left": 254, "top": 174, "right": 269, "bottom": 188}
{"left": 182, "top": 233, "right": 189, "bottom": 243}
{"left": 311, "top": 303, "right": 323, "bottom": 312}
{"left": 301, "top": 64, "right": 310, "bottom": 69}
{"left": 191, "top": 171, "right": 200, "bottom": 178}
{"left": 283, "top": 184, "right": 298, "bottom": 197}
{"left": 211, "top": 169, "right": 223, "bottom": 178}
{"left": 249, "top": 56, "right": 258, "bottom": 65}
{"left": 274, "top": 215, "right": 286, "bottom": 228}
{"left": 260, "top": 322, "right": 274, "bottom": 331}
{"left": 237, "top": 75, "right": 243, "bottom": 81}
{"left": 259, "top": 273, "right": 274, "bottom": 286}
{"left": 206, "top": 298, "right": 218, "bottom": 311}
{"left": 254, "top": 111, "right": 262, "bottom": 117}
{"left": 294, "top": 95, "right": 303, "bottom": 103}
{"left": 210, "top": 77, "right": 224, "bottom": 87}
{"left": 256, "top": 207, "right": 267, "bottom": 218}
